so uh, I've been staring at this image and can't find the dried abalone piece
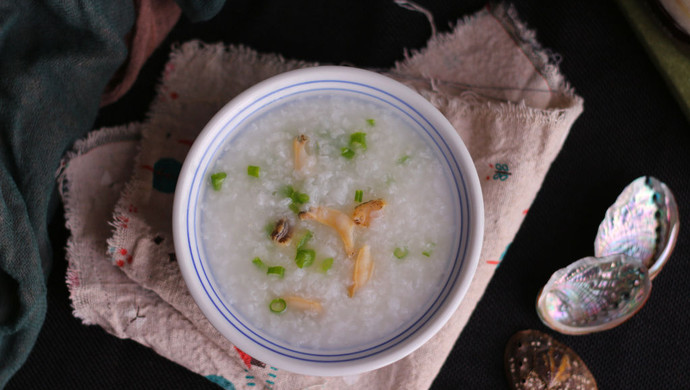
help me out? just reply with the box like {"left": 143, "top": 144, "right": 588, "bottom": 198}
{"left": 594, "top": 176, "right": 679, "bottom": 280}
{"left": 536, "top": 253, "right": 651, "bottom": 335}
{"left": 505, "top": 330, "right": 597, "bottom": 390}
{"left": 270, "top": 218, "right": 292, "bottom": 245}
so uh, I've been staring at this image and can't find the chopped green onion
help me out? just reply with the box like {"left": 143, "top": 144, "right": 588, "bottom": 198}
{"left": 349, "top": 132, "right": 367, "bottom": 150}
{"left": 267, "top": 266, "right": 285, "bottom": 278}
{"left": 341, "top": 147, "right": 355, "bottom": 159}
{"left": 269, "top": 298, "right": 287, "bottom": 313}
{"left": 293, "top": 192, "right": 309, "bottom": 204}
{"left": 397, "top": 155, "right": 410, "bottom": 164}
{"left": 394, "top": 247, "right": 409, "bottom": 259}
{"left": 295, "top": 249, "right": 316, "bottom": 268}
{"left": 366, "top": 118, "right": 376, "bottom": 126}
{"left": 281, "top": 185, "right": 309, "bottom": 212}
{"left": 341, "top": 132, "right": 368, "bottom": 159}
{"left": 282, "top": 185, "right": 309, "bottom": 210}
{"left": 354, "top": 190, "right": 363, "bottom": 203}
{"left": 296, "top": 230, "right": 313, "bottom": 250}
{"left": 321, "top": 257, "right": 334, "bottom": 272}
{"left": 289, "top": 202, "right": 301, "bottom": 214}
{"left": 422, "top": 243, "right": 436, "bottom": 257}
{"left": 210, "top": 172, "right": 227, "bottom": 191}
{"left": 247, "top": 165, "right": 260, "bottom": 178}
{"left": 252, "top": 257, "right": 267, "bottom": 269}
{"left": 281, "top": 185, "right": 295, "bottom": 197}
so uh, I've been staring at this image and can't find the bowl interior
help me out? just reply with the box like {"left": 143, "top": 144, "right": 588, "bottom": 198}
{"left": 173, "top": 66, "right": 483, "bottom": 376}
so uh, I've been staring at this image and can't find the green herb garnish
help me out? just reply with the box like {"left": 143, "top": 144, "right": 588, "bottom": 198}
{"left": 247, "top": 165, "right": 260, "bottom": 178}
{"left": 349, "top": 132, "right": 367, "bottom": 150}
{"left": 269, "top": 298, "right": 287, "bottom": 313}
{"left": 295, "top": 249, "right": 316, "bottom": 268}
{"left": 321, "top": 257, "right": 334, "bottom": 273}
{"left": 281, "top": 185, "right": 295, "bottom": 197}
{"left": 422, "top": 242, "right": 436, "bottom": 257}
{"left": 341, "top": 147, "right": 355, "bottom": 159}
{"left": 341, "top": 132, "right": 368, "bottom": 159}
{"left": 252, "top": 257, "right": 267, "bottom": 270}
{"left": 296, "top": 230, "right": 313, "bottom": 250}
{"left": 210, "top": 172, "right": 227, "bottom": 191}
{"left": 366, "top": 118, "right": 376, "bottom": 126}
{"left": 294, "top": 192, "right": 310, "bottom": 204}
{"left": 282, "top": 185, "right": 309, "bottom": 213}
{"left": 397, "top": 155, "right": 410, "bottom": 164}
{"left": 354, "top": 190, "right": 363, "bottom": 203}
{"left": 267, "top": 266, "right": 285, "bottom": 278}
{"left": 394, "top": 247, "right": 409, "bottom": 259}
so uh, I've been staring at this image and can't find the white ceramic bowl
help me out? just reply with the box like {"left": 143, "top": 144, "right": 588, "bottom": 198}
{"left": 173, "top": 66, "right": 483, "bottom": 376}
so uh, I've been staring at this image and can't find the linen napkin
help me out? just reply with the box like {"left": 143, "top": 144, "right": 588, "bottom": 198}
{"left": 58, "top": 4, "right": 583, "bottom": 389}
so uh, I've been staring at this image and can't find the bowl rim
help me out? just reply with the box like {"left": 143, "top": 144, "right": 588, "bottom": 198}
{"left": 173, "top": 65, "right": 484, "bottom": 376}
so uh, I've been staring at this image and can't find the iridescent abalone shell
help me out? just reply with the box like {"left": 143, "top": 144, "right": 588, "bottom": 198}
{"left": 594, "top": 176, "right": 679, "bottom": 280}
{"left": 536, "top": 254, "right": 651, "bottom": 335}
{"left": 505, "top": 330, "right": 597, "bottom": 390}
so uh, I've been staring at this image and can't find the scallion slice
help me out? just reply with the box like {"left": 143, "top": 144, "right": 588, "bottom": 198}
{"left": 267, "top": 266, "right": 285, "bottom": 278}
{"left": 354, "top": 190, "right": 363, "bottom": 203}
{"left": 210, "top": 172, "right": 227, "bottom": 191}
{"left": 293, "top": 192, "right": 309, "bottom": 204}
{"left": 282, "top": 185, "right": 309, "bottom": 212}
{"left": 366, "top": 118, "right": 375, "bottom": 126}
{"left": 247, "top": 165, "right": 260, "bottom": 178}
{"left": 349, "top": 132, "right": 367, "bottom": 150}
{"left": 252, "top": 257, "right": 266, "bottom": 269}
{"left": 341, "top": 147, "right": 355, "bottom": 159}
{"left": 394, "top": 247, "right": 409, "bottom": 259}
{"left": 397, "top": 155, "right": 410, "bottom": 164}
{"left": 422, "top": 242, "right": 436, "bottom": 257}
{"left": 296, "top": 230, "right": 313, "bottom": 250}
{"left": 288, "top": 202, "right": 301, "bottom": 214}
{"left": 269, "top": 298, "right": 287, "bottom": 313}
{"left": 295, "top": 249, "right": 316, "bottom": 268}
{"left": 281, "top": 185, "right": 295, "bottom": 197}
{"left": 321, "top": 257, "right": 334, "bottom": 273}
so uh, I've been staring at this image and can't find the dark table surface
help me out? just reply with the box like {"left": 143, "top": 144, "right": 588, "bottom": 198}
{"left": 8, "top": 1, "right": 690, "bottom": 388}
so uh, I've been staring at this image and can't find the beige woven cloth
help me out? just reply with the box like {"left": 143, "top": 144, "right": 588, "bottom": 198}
{"left": 58, "top": 4, "right": 583, "bottom": 389}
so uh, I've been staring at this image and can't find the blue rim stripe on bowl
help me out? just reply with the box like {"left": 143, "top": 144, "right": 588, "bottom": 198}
{"left": 185, "top": 79, "right": 471, "bottom": 363}
{"left": 188, "top": 82, "right": 468, "bottom": 360}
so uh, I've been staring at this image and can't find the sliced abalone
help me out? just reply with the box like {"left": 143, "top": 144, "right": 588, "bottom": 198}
{"left": 536, "top": 253, "right": 651, "bottom": 335}
{"left": 594, "top": 176, "right": 679, "bottom": 280}
{"left": 505, "top": 329, "right": 597, "bottom": 390}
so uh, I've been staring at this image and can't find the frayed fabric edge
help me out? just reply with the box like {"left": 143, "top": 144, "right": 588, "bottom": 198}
{"left": 58, "top": 124, "right": 142, "bottom": 325}
{"left": 393, "top": 2, "right": 583, "bottom": 114}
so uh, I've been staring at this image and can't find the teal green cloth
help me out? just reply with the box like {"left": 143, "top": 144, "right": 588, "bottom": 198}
{"left": 0, "top": 1, "right": 224, "bottom": 386}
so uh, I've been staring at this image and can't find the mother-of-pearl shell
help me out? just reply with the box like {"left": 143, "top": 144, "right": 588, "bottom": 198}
{"left": 536, "top": 254, "right": 651, "bottom": 335}
{"left": 594, "top": 176, "right": 679, "bottom": 280}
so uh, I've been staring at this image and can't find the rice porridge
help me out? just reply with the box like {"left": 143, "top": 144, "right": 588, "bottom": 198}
{"left": 199, "top": 94, "right": 457, "bottom": 349}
